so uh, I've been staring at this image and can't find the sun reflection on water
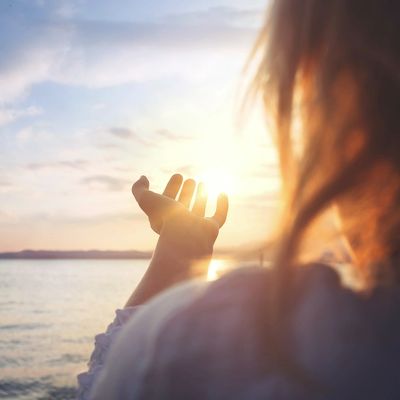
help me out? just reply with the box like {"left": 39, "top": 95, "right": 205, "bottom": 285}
{"left": 207, "top": 259, "right": 227, "bottom": 281}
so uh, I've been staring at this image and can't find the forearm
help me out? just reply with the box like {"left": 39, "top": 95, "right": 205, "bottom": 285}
{"left": 124, "top": 251, "right": 189, "bottom": 307}
{"left": 125, "top": 237, "right": 211, "bottom": 307}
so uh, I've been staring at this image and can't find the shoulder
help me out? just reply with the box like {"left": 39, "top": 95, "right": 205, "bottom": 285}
{"left": 90, "top": 263, "right": 344, "bottom": 399}
{"left": 293, "top": 264, "right": 400, "bottom": 396}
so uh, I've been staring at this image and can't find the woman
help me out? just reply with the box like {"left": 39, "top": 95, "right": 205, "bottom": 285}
{"left": 78, "top": 0, "right": 400, "bottom": 398}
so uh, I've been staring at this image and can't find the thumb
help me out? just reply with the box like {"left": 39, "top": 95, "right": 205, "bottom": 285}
{"left": 131, "top": 175, "right": 150, "bottom": 203}
{"left": 132, "top": 176, "right": 171, "bottom": 218}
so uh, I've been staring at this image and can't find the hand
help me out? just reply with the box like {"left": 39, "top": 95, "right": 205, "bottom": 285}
{"left": 132, "top": 174, "right": 228, "bottom": 260}
{"left": 125, "top": 174, "right": 228, "bottom": 306}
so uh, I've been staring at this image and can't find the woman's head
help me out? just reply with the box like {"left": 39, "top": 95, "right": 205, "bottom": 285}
{"left": 254, "top": 0, "right": 400, "bottom": 284}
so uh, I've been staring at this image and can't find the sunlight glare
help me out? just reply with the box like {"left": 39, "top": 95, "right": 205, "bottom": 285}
{"left": 207, "top": 259, "right": 224, "bottom": 281}
{"left": 197, "top": 167, "right": 236, "bottom": 200}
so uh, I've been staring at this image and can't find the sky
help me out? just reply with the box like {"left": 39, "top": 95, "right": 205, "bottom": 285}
{"left": 0, "top": 0, "right": 281, "bottom": 252}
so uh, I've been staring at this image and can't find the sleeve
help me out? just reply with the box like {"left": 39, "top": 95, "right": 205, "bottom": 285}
{"left": 76, "top": 307, "right": 138, "bottom": 400}
{"left": 89, "top": 279, "right": 207, "bottom": 399}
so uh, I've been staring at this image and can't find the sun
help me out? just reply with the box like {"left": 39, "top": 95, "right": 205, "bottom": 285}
{"left": 196, "top": 167, "right": 236, "bottom": 200}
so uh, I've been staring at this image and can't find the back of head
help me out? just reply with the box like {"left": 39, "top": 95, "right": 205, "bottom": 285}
{"left": 253, "top": 0, "right": 400, "bottom": 286}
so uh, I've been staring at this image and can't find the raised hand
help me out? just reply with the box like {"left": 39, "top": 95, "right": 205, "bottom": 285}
{"left": 132, "top": 174, "right": 228, "bottom": 260}
{"left": 126, "top": 174, "right": 228, "bottom": 306}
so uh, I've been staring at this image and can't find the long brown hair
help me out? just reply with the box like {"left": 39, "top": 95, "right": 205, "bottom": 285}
{"left": 252, "top": 0, "right": 400, "bottom": 286}
{"left": 249, "top": 0, "right": 400, "bottom": 386}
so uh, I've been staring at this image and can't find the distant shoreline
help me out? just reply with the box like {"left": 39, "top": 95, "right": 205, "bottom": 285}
{"left": 0, "top": 248, "right": 350, "bottom": 263}
{"left": 0, "top": 249, "right": 247, "bottom": 261}
{"left": 0, "top": 250, "right": 153, "bottom": 260}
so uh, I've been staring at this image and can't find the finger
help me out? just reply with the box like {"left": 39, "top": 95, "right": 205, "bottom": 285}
{"left": 178, "top": 179, "right": 196, "bottom": 208}
{"left": 137, "top": 190, "right": 172, "bottom": 217}
{"left": 192, "top": 182, "right": 207, "bottom": 216}
{"left": 211, "top": 193, "right": 229, "bottom": 227}
{"left": 162, "top": 174, "right": 183, "bottom": 199}
{"left": 132, "top": 176, "right": 168, "bottom": 217}
{"left": 131, "top": 175, "right": 150, "bottom": 203}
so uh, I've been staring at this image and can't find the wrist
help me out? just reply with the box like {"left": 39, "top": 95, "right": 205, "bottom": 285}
{"left": 153, "top": 235, "right": 211, "bottom": 280}
{"left": 157, "top": 220, "right": 214, "bottom": 259}
{"left": 154, "top": 237, "right": 201, "bottom": 268}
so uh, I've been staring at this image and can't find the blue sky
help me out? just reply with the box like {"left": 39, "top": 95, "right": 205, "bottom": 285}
{"left": 0, "top": 0, "right": 280, "bottom": 252}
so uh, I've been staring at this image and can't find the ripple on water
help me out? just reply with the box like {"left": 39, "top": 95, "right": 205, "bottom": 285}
{"left": 0, "top": 379, "right": 76, "bottom": 400}
{"left": 48, "top": 353, "right": 86, "bottom": 366}
{"left": 0, "top": 323, "right": 51, "bottom": 331}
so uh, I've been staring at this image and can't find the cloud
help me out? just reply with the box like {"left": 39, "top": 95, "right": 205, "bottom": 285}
{"left": 155, "top": 129, "right": 192, "bottom": 141}
{"left": 105, "top": 126, "right": 193, "bottom": 148}
{"left": 0, "top": 2, "right": 73, "bottom": 103}
{"left": 0, "top": 209, "right": 142, "bottom": 226}
{"left": 164, "top": 6, "right": 264, "bottom": 28}
{"left": 0, "top": 106, "right": 42, "bottom": 127}
{"left": 108, "top": 127, "right": 135, "bottom": 139}
{"left": 0, "top": 178, "right": 14, "bottom": 193}
{"left": 81, "top": 174, "right": 130, "bottom": 191}
{"left": 0, "top": 209, "right": 18, "bottom": 222}
{"left": 44, "top": 20, "right": 256, "bottom": 91}
{"left": 96, "top": 142, "right": 122, "bottom": 150}
{"left": 106, "top": 126, "right": 154, "bottom": 147}
{"left": 172, "top": 164, "right": 196, "bottom": 176}
{"left": 25, "top": 159, "right": 88, "bottom": 171}
{"left": 0, "top": 3, "right": 260, "bottom": 106}
{"left": 70, "top": 18, "right": 256, "bottom": 50}
{"left": 62, "top": 211, "right": 143, "bottom": 225}
{"left": 15, "top": 126, "right": 52, "bottom": 145}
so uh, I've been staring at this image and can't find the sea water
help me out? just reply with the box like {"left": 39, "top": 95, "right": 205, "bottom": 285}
{"left": 0, "top": 259, "right": 149, "bottom": 399}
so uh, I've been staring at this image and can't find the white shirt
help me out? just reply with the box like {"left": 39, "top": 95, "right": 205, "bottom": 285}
{"left": 78, "top": 264, "right": 400, "bottom": 399}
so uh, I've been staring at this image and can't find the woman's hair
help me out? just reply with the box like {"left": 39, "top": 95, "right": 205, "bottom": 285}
{"left": 252, "top": 0, "right": 400, "bottom": 287}
{"left": 248, "top": 0, "right": 399, "bottom": 386}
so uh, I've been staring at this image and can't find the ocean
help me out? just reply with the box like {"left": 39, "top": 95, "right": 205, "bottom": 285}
{"left": 0, "top": 259, "right": 150, "bottom": 400}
